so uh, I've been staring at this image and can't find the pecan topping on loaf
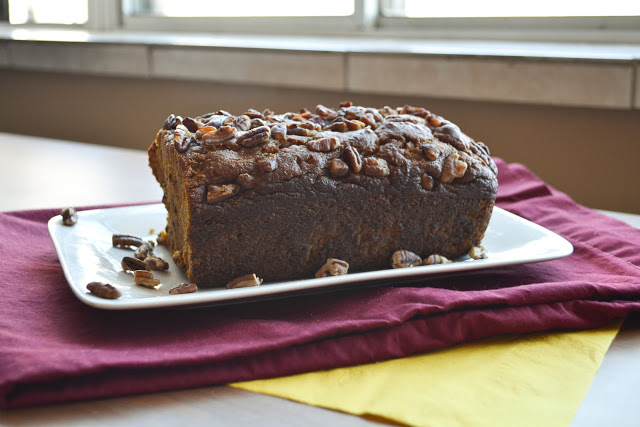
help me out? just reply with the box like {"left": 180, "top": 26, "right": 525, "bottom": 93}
{"left": 153, "top": 103, "right": 497, "bottom": 205}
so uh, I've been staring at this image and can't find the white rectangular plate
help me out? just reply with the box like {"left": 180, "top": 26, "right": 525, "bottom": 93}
{"left": 48, "top": 204, "right": 573, "bottom": 310}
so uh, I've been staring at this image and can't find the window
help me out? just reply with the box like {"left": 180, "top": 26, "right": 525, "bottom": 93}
{"left": 123, "top": 0, "right": 354, "bottom": 18}
{"left": 8, "top": 0, "right": 88, "bottom": 25}
{"left": 382, "top": 0, "right": 640, "bottom": 18}
{"left": 2, "top": 0, "right": 639, "bottom": 42}
{"left": 378, "top": 0, "right": 640, "bottom": 41}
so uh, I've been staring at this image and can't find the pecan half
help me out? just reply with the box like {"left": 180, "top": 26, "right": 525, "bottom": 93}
{"left": 86, "top": 282, "right": 121, "bottom": 299}
{"left": 169, "top": 283, "right": 198, "bottom": 295}
{"left": 315, "top": 258, "right": 349, "bottom": 278}
{"left": 390, "top": 250, "right": 422, "bottom": 268}
{"left": 173, "top": 124, "right": 192, "bottom": 153}
{"left": 121, "top": 256, "right": 151, "bottom": 272}
{"left": 306, "top": 136, "right": 341, "bottom": 152}
{"left": 133, "top": 270, "right": 161, "bottom": 289}
{"left": 113, "top": 234, "right": 144, "bottom": 248}
{"left": 233, "top": 115, "right": 252, "bottom": 131}
{"left": 237, "top": 126, "right": 271, "bottom": 148}
{"left": 61, "top": 207, "right": 78, "bottom": 226}
{"left": 343, "top": 146, "right": 362, "bottom": 173}
{"left": 423, "top": 254, "right": 452, "bottom": 265}
{"left": 206, "top": 184, "right": 240, "bottom": 204}
{"left": 202, "top": 126, "right": 237, "bottom": 145}
{"left": 440, "top": 153, "right": 468, "bottom": 183}
{"left": 329, "top": 158, "right": 349, "bottom": 177}
{"left": 226, "top": 273, "right": 263, "bottom": 289}
{"left": 362, "top": 157, "right": 390, "bottom": 177}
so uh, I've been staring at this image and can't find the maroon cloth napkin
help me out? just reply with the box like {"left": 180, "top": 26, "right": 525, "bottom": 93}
{"left": 1, "top": 159, "right": 640, "bottom": 409}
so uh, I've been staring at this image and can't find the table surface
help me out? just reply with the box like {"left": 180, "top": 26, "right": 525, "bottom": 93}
{"left": 1, "top": 132, "right": 638, "bottom": 427}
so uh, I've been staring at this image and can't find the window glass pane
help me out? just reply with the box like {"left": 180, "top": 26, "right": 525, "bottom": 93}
{"left": 384, "top": 0, "right": 640, "bottom": 18}
{"left": 123, "top": 0, "right": 354, "bottom": 17}
{"left": 8, "top": 0, "right": 87, "bottom": 24}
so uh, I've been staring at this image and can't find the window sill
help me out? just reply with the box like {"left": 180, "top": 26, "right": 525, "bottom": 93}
{"left": 1, "top": 27, "right": 639, "bottom": 109}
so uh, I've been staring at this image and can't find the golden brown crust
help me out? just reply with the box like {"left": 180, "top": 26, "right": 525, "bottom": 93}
{"left": 149, "top": 103, "right": 498, "bottom": 287}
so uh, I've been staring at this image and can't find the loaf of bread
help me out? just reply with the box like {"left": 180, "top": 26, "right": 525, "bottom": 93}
{"left": 148, "top": 103, "right": 498, "bottom": 287}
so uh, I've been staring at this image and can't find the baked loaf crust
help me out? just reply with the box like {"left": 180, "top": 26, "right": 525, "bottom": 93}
{"left": 148, "top": 103, "right": 498, "bottom": 287}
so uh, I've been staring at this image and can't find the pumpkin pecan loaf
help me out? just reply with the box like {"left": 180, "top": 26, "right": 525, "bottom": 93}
{"left": 148, "top": 103, "right": 498, "bottom": 287}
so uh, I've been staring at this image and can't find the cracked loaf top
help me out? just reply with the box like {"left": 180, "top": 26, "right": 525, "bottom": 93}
{"left": 153, "top": 102, "right": 498, "bottom": 207}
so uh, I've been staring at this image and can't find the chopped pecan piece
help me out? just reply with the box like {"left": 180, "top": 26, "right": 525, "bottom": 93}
{"left": 315, "top": 258, "right": 349, "bottom": 278}
{"left": 257, "top": 155, "right": 278, "bottom": 172}
{"left": 345, "top": 120, "right": 365, "bottom": 131}
{"left": 181, "top": 117, "right": 202, "bottom": 133}
{"left": 206, "top": 184, "right": 240, "bottom": 203}
{"left": 362, "top": 157, "right": 390, "bottom": 177}
{"left": 271, "top": 123, "right": 287, "bottom": 141}
{"left": 121, "top": 256, "right": 151, "bottom": 272}
{"left": 390, "top": 250, "right": 422, "bottom": 268}
{"left": 316, "top": 105, "right": 338, "bottom": 120}
{"left": 169, "top": 283, "right": 198, "bottom": 295}
{"left": 236, "top": 173, "right": 256, "bottom": 189}
{"left": 287, "top": 124, "right": 316, "bottom": 137}
{"left": 306, "top": 136, "right": 341, "bottom": 152}
{"left": 134, "top": 242, "right": 155, "bottom": 260}
{"left": 133, "top": 270, "right": 161, "bottom": 289}
{"left": 163, "top": 114, "right": 182, "bottom": 130}
{"left": 421, "top": 144, "right": 440, "bottom": 161}
{"left": 401, "top": 105, "right": 430, "bottom": 118}
{"left": 421, "top": 173, "right": 434, "bottom": 191}
{"left": 329, "top": 158, "right": 349, "bottom": 177}
{"left": 469, "top": 246, "right": 488, "bottom": 260}
{"left": 423, "top": 254, "right": 452, "bottom": 265}
{"left": 145, "top": 254, "right": 170, "bottom": 271}
{"left": 226, "top": 273, "right": 263, "bottom": 289}
{"left": 173, "top": 124, "right": 192, "bottom": 153}
{"left": 113, "top": 234, "right": 145, "bottom": 248}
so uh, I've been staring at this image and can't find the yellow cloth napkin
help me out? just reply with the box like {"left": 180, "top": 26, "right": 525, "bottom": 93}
{"left": 232, "top": 323, "right": 621, "bottom": 427}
